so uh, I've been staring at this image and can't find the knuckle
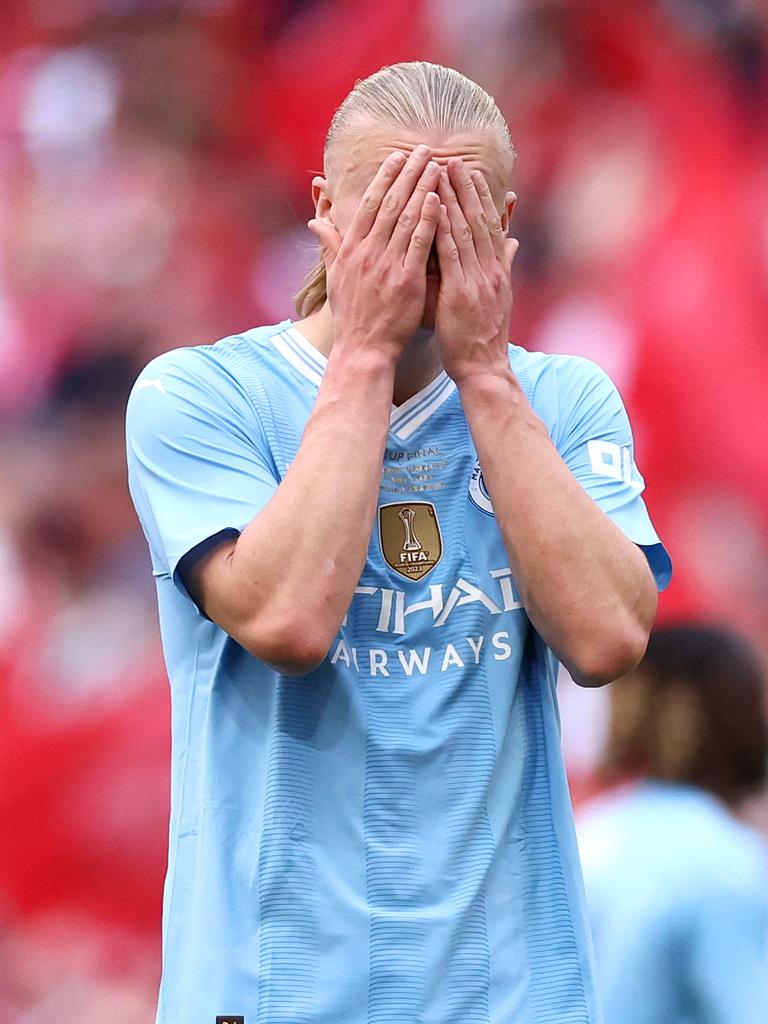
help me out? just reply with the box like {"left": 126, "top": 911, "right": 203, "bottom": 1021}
{"left": 476, "top": 213, "right": 488, "bottom": 230}
{"left": 410, "top": 232, "right": 428, "bottom": 249}
{"left": 460, "top": 225, "right": 473, "bottom": 243}
{"left": 398, "top": 210, "right": 414, "bottom": 229}
{"left": 382, "top": 192, "right": 399, "bottom": 211}
{"left": 362, "top": 193, "right": 379, "bottom": 211}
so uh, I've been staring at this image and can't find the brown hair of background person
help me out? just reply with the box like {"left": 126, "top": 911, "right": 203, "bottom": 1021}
{"left": 598, "top": 624, "right": 768, "bottom": 807}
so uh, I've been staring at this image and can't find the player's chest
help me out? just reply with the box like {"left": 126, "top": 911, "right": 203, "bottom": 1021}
{"left": 373, "top": 437, "right": 506, "bottom": 588}
{"left": 342, "top": 441, "right": 522, "bottom": 650}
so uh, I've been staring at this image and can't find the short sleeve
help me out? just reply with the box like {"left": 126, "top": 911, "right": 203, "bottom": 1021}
{"left": 126, "top": 348, "right": 280, "bottom": 595}
{"left": 533, "top": 355, "right": 672, "bottom": 591}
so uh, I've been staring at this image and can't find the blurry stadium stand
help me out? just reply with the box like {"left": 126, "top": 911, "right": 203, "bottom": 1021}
{"left": 0, "top": 0, "right": 767, "bottom": 1017}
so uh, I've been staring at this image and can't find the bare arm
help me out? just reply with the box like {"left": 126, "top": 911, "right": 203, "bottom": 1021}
{"left": 186, "top": 146, "right": 443, "bottom": 674}
{"left": 186, "top": 351, "right": 395, "bottom": 675}
{"left": 458, "top": 371, "right": 656, "bottom": 685}
{"left": 435, "top": 159, "right": 656, "bottom": 686}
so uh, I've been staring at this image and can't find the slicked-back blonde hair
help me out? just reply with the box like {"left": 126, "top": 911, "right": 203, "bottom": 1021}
{"left": 294, "top": 61, "right": 516, "bottom": 317}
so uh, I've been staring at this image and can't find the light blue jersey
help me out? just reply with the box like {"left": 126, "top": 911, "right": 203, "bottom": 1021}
{"left": 126, "top": 320, "right": 671, "bottom": 1024}
{"left": 578, "top": 782, "right": 768, "bottom": 1024}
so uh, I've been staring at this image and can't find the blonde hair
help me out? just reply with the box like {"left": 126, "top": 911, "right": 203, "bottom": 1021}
{"left": 294, "top": 61, "right": 516, "bottom": 317}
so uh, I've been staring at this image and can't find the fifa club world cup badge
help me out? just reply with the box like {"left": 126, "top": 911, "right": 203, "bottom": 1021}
{"left": 379, "top": 501, "right": 443, "bottom": 581}
{"left": 216, "top": 1017, "right": 245, "bottom": 1023}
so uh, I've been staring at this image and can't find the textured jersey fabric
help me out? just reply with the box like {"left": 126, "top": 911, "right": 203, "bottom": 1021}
{"left": 126, "top": 320, "right": 671, "bottom": 1024}
{"left": 578, "top": 782, "right": 768, "bottom": 1024}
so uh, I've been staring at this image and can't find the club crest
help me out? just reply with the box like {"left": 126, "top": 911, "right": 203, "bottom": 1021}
{"left": 379, "top": 502, "right": 443, "bottom": 581}
{"left": 469, "top": 460, "right": 494, "bottom": 515}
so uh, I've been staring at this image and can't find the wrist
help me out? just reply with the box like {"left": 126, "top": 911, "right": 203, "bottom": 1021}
{"left": 325, "top": 342, "right": 398, "bottom": 391}
{"left": 454, "top": 364, "right": 520, "bottom": 396}
{"left": 457, "top": 367, "right": 542, "bottom": 428}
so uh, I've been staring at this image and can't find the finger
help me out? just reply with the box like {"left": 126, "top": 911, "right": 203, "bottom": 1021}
{"left": 344, "top": 150, "right": 408, "bottom": 243}
{"left": 437, "top": 170, "right": 475, "bottom": 272}
{"left": 403, "top": 191, "right": 441, "bottom": 272}
{"left": 471, "top": 169, "right": 507, "bottom": 262}
{"left": 447, "top": 158, "right": 496, "bottom": 266}
{"left": 369, "top": 144, "right": 433, "bottom": 242}
{"left": 308, "top": 218, "right": 342, "bottom": 270}
{"left": 388, "top": 160, "right": 442, "bottom": 259}
{"left": 434, "top": 202, "right": 463, "bottom": 281}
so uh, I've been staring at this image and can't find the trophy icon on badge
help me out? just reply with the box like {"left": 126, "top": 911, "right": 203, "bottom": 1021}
{"left": 398, "top": 506, "right": 422, "bottom": 552}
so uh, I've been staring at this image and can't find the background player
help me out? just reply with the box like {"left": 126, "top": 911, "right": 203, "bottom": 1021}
{"left": 579, "top": 624, "right": 768, "bottom": 1024}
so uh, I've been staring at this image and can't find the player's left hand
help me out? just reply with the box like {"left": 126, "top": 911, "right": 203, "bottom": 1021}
{"left": 434, "top": 160, "right": 519, "bottom": 385}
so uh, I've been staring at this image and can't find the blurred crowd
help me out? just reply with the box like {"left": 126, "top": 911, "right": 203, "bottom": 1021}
{"left": 0, "top": 0, "right": 767, "bottom": 1018}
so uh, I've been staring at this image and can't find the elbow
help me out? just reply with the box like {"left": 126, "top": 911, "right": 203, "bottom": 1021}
{"left": 567, "top": 621, "right": 650, "bottom": 688}
{"left": 568, "top": 574, "right": 657, "bottom": 687}
{"left": 238, "top": 616, "right": 332, "bottom": 677}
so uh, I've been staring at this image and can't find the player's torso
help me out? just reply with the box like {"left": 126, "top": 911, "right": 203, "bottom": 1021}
{"left": 349, "top": 400, "right": 527, "bottom": 681}
{"left": 159, "top": 329, "right": 595, "bottom": 1024}
{"left": 237, "top": 328, "right": 530, "bottom": 680}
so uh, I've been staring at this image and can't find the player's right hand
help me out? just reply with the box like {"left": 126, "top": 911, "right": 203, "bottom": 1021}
{"left": 308, "top": 144, "right": 442, "bottom": 361}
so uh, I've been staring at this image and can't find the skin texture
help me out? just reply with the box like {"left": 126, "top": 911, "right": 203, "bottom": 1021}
{"left": 187, "top": 125, "right": 658, "bottom": 682}
{"left": 302, "top": 129, "right": 517, "bottom": 403}
{"left": 317, "top": 128, "right": 515, "bottom": 332}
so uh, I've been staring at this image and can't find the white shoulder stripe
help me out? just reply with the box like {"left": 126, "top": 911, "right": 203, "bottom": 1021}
{"left": 270, "top": 331, "right": 323, "bottom": 387}
{"left": 284, "top": 326, "right": 327, "bottom": 374}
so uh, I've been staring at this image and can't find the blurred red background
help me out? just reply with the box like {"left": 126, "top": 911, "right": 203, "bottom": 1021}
{"left": 0, "top": 0, "right": 767, "bottom": 1018}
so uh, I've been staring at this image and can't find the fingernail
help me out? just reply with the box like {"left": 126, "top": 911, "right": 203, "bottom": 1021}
{"left": 390, "top": 151, "right": 406, "bottom": 165}
{"left": 415, "top": 144, "right": 431, "bottom": 157}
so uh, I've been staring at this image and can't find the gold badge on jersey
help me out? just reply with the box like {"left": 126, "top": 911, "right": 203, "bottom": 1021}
{"left": 379, "top": 502, "right": 443, "bottom": 581}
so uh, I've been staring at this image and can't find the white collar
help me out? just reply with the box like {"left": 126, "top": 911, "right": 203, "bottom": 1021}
{"left": 270, "top": 322, "right": 456, "bottom": 441}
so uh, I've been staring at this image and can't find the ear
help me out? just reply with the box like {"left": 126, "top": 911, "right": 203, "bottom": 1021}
{"left": 311, "top": 175, "right": 334, "bottom": 223}
{"left": 501, "top": 190, "right": 517, "bottom": 232}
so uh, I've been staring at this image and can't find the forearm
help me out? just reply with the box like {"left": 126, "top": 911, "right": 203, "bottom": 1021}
{"left": 196, "top": 347, "right": 395, "bottom": 671}
{"left": 459, "top": 369, "right": 657, "bottom": 685}
{"left": 196, "top": 145, "right": 445, "bottom": 671}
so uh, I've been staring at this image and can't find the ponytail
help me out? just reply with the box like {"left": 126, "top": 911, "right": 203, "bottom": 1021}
{"left": 294, "top": 255, "right": 327, "bottom": 317}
